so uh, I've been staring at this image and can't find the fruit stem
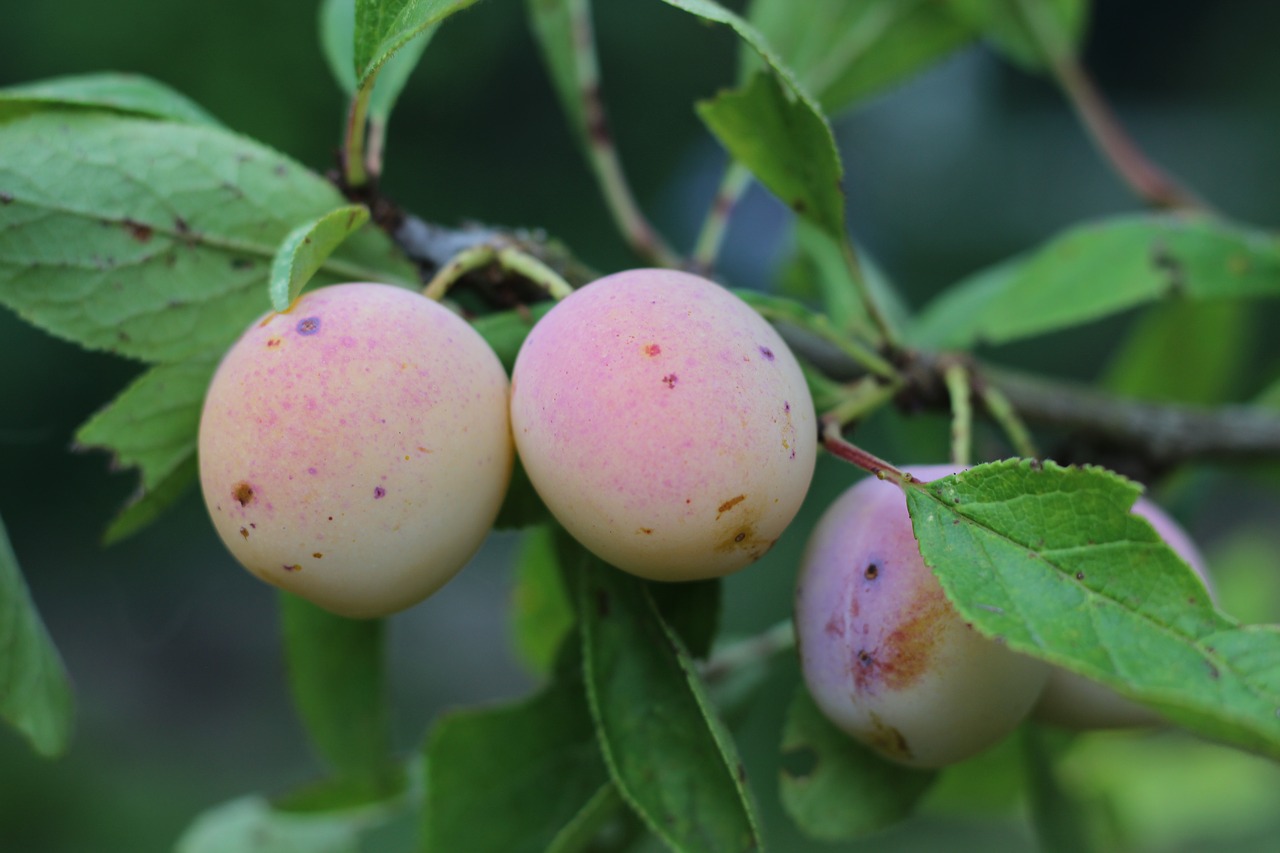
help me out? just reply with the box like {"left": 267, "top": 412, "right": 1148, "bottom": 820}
{"left": 423, "top": 245, "right": 574, "bottom": 302}
{"left": 977, "top": 381, "right": 1041, "bottom": 459}
{"left": 823, "top": 376, "right": 900, "bottom": 428}
{"left": 944, "top": 360, "right": 973, "bottom": 467}
{"left": 698, "top": 620, "right": 795, "bottom": 686}
{"left": 568, "top": 0, "right": 681, "bottom": 267}
{"left": 840, "top": 237, "right": 902, "bottom": 350}
{"left": 735, "top": 290, "right": 898, "bottom": 381}
{"left": 820, "top": 417, "right": 913, "bottom": 485}
{"left": 691, "top": 160, "right": 753, "bottom": 273}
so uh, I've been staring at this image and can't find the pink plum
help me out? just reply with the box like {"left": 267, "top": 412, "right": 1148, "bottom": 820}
{"left": 509, "top": 269, "right": 816, "bottom": 581}
{"left": 795, "top": 465, "right": 1051, "bottom": 768}
{"left": 198, "top": 283, "right": 513, "bottom": 618}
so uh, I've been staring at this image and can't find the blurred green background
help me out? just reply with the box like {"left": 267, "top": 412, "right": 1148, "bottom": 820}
{"left": 3, "top": 1, "right": 1280, "bottom": 850}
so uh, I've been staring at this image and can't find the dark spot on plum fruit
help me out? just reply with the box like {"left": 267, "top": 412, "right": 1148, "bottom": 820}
{"left": 374, "top": 486, "right": 386, "bottom": 499}
{"left": 864, "top": 562, "right": 879, "bottom": 580}
{"left": 232, "top": 482, "right": 255, "bottom": 506}
{"left": 297, "top": 316, "right": 321, "bottom": 336}
{"left": 662, "top": 373, "right": 678, "bottom": 389}
{"left": 758, "top": 346, "right": 775, "bottom": 361}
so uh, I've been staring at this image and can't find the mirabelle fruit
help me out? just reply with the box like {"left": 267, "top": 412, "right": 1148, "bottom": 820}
{"left": 1032, "top": 497, "right": 1212, "bottom": 728}
{"left": 795, "top": 465, "right": 1050, "bottom": 768}
{"left": 509, "top": 268, "right": 816, "bottom": 581}
{"left": 198, "top": 283, "right": 512, "bottom": 618}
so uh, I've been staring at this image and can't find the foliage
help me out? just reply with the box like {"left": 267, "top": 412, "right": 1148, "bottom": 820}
{"left": 1, "top": 0, "right": 1279, "bottom": 851}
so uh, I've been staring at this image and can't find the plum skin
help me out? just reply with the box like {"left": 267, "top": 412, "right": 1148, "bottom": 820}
{"left": 198, "top": 282, "right": 513, "bottom": 619}
{"left": 795, "top": 465, "right": 1051, "bottom": 769}
{"left": 509, "top": 268, "right": 816, "bottom": 582}
{"left": 1032, "top": 497, "right": 1212, "bottom": 729}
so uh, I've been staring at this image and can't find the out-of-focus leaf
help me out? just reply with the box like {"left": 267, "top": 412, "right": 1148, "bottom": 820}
{"left": 910, "top": 215, "right": 1280, "bottom": 348}
{"left": 566, "top": 536, "right": 762, "bottom": 852}
{"left": 269, "top": 205, "right": 371, "bottom": 312}
{"left": 1103, "top": 300, "right": 1251, "bottom": 405}
{"left": 649, "top": 577, "right": 721, "bottom": 660}
{"left": 744, "top": 0, "right": 974, "bottom": 114}
{"left": 950, "top": 0, "right": 1089, "bottom": 69}
{"left": 494, "top": 455, "right": 552, "bottom": 531}
{"left": 175, "top": 794, "right": 398, "bottom": 853}
{"left": 1022, "top": 725, "right": 1099, "bottom": 853}
{"left": 0, "top": 513, "right": 74, "bottom": 757}
{"left": 423, "top": 643, "right": 612, "bottom": 853}
{"left": 0, "top": 72, "right": 221, "bottom": 125}
{"left": 511, "top": 525, "right": 573, "bottom": 675}
{"left": 779, "top": 687, "right": 935, "bottom": 840}
{"left": 472, "top": 302, "right": 552, "bottom": 373}
{"left": 353, "top": 0, "right": 478, "bottom": 92}
{"left": 0, "top": 110, "right": 417, "bottom": 364}
{"left": 101, "top": 455, "right": 199, "bottom": 545}
{"left": 320, "top": 0, "right": 436, "bottom": 120}
{"left": 905, "top": 460, "right": 1280, "bottom": 759}
{"left": 525, "top": 0, "right": 586, "bottom": 149}
{"left": 789, "top": 219, "right": 910, "bottom": 334}
{"left": 280, "top": 594, "right": 397, "bottom": 789}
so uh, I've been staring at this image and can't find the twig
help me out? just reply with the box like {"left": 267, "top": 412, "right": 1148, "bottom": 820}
{"left": 977, "top": 381, "right": 1040, "bottom": 459}
{"left": 820, "top": 417, "right": 912, "bottom": 485}
{"left": 1015, "top": 0, "right": 1207, "bottom": 213}
{"left": 691, "top": 160, "right": 752, "bottom": 273}
{"left": 944, "top": 361, "right": 973, "bottom": 467}
{"left": 343, "top": 90, "right": 372, "bottom": 189}
{"left": 698, "top": 620, "right": 795, "bottom": 686}
{"left": 823, "top": 375, "right": 901, "bottom": 428}
{"left": 423, "top": 244, "right": 574, "bottom": 302}
{"left": 569, "top": 0, "right": 680, "bottom": 267}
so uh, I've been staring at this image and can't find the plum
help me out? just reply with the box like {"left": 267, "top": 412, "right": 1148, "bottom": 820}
{"left": 198, "top": 282, "right": 513, "bottom": 618}
{"left": 509, "top": 268, "right": 816, "bottom": 581}
{"left": 794, "top": 465, "right": 1051, "bottom": 768}
{"left": 1032, "top": 497, "right": 1212, "bottom": 729}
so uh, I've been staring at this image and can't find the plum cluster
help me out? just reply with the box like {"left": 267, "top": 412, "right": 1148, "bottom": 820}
{"left": 198, "top": 269, "right": 816, "bottom": 616}
{"left": 795, "top": 466, "right": 1210, "bottom": 768}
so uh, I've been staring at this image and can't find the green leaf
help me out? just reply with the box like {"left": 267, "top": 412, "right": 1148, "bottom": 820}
{"left": 650, "top": 577, "right": 721, "bottom": 660}
{"left": 788, "top": 220, "right": 910, "bottom": 335}
{"left": 101, "top": 455, "right": 199, "bottom": 545}
{"left": 0, "top": 72, "right": 221, "bottom": 125}
{"left": 779, "top": 687, "right": 935, "bottom": 840}
{"left": 566, "top": 536, "right": 762, "bottom": 853}
{"left": 353, "top": 0, "right": 479, "bottom": 92}
{"left": 0, "top": 513, "right": 74, "bottom": 757}
{"left": 321, "top": 0, "right": 436, "bottom": 121}
{"left": 698, "top": 70, "right": 845, "bottom": 240}
{"left": 904, "top": 460, "right": 1280, "bottom": 760}
{"left": 494, "top": 454, "right": 552, "bottom": 530}
{"left": 1021, "top": 726, "right": 1098, "bottom": 853}
{"left": 280, "top": 593, "right": 397, "bottom": 788}
{"left": 75, "top": 360, "right": 216, "bottom": 492}
{"left": 471, "top": 301, "right": 552, "bottom": 373}
{"left": 1103, "top": 300, "right": 1251, "bottom": 405}
{"left": 175, "top": 794, "right": 397, "bottom": 853}
{"left": 511, "top": 525, "right": 574, "bottom": 676}
{"left": 743, "top": 0, "right": 974, "bottom": 115}
{"left": 909, "top": 215, "right": 1280, "bottom": 348}
{"left": 74, "top": 359, "right": 217, "bottom": 542}
{"left": 950, "top": 0, "right": 1090, "bottom": 69}
{"left": 0, "top": 110, "right": 417, "bottom": 364}
{"left": 269, "top": 205, "right": 371, "bottom": 312}
{"left": 422, "top": 644, "right": 612, "bottom": 853}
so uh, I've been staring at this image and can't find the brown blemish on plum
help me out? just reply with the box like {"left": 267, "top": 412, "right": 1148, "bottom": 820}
{"left": 637, "top": 527, "right": 653, "bottom": 535}
{"left": 864, "top": 563, "right": 879, "bottom": 580}
{"left": 850, "top": 584, "right": 948, "bottom": 694}
{"left": 282, "top": 564, "right": 301, "bottom": 572}
{"left": 717, "top": 494, "right": 746, "bottom": 518}
{"left": 374, "top": 486, "right": 386, "bottom": 499}
{"left": 758, "top": 346, "right": 775, "bottom": 361}
{"left": 662, "top": 373, "right": 678, "bottom": 389}
{"left": 866, "top": 711, "right": 912, "bottom": 761}
{"left": 239, "top": 527, "right": 249, "bottom": 539}
{"left": 643, "top": 343, "right": 661, "bottom": 357}
{"left": 232, "top": 482, "right": 255, "bottom": 506}
{"left": 312, "top": 552, "right": 323, "bottom": 559}
{"left": 266, "top": 337, "right": 282, "bottom": 348}
{"left": 297, "top": 316, "right": 321, "bottom": 336}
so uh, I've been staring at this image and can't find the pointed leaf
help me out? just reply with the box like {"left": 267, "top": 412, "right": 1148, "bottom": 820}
{"left": 779, "top": 687, "right": 935, "bottom": 840}
{"left": 0, "top": 513, "right": 74, "bottom": 757}
{"left": 321, "top": 0, "right": 436, "bottom": 121}
{"left": 281, "top": 593, "right": 397, "bottom": 788}
{"left": 525, "top": 0, "right": 585, "bottom": 146}
{"left": 743, "top": 0, "right": 974, "bottom": 115}
{"left": 269, "top": 205, "right": 371, "bottom": 312}
{"left": 511, "top": 524, "right": 574, "bottom": 676}
{"left": 175, "top": 793, "right": 399, "bottom": 853}
{"left": 0, "top": 110, "right": 417, "bottom": 364}
{"left": 0, "top": 72, "right": 221, "bottom": 125}
{"left": 567, "top": 537, "right": 762, "bottom": 852}
{"left": 353, "top": 0, "right": 479, "bottom": 91}
{"left": 909, "top": 215, "right": 1280, "bottom": 348}
{"left": 698, "top": 70, "right": 845, "bottom": 240}
{"left": 1021, "top": 726, "right": 1098, "bottom": 853}
{"left": 101, "top": 456, "right": 199, "bottom": 545}
{"left": 950, "top": 0, "right": 1089, "bottom": 69}
{"left": 904, "top": 460, "right": 1280, "bottom": 759}
{"left": 423, "top": 644, "right": 611, "bottom": 853}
